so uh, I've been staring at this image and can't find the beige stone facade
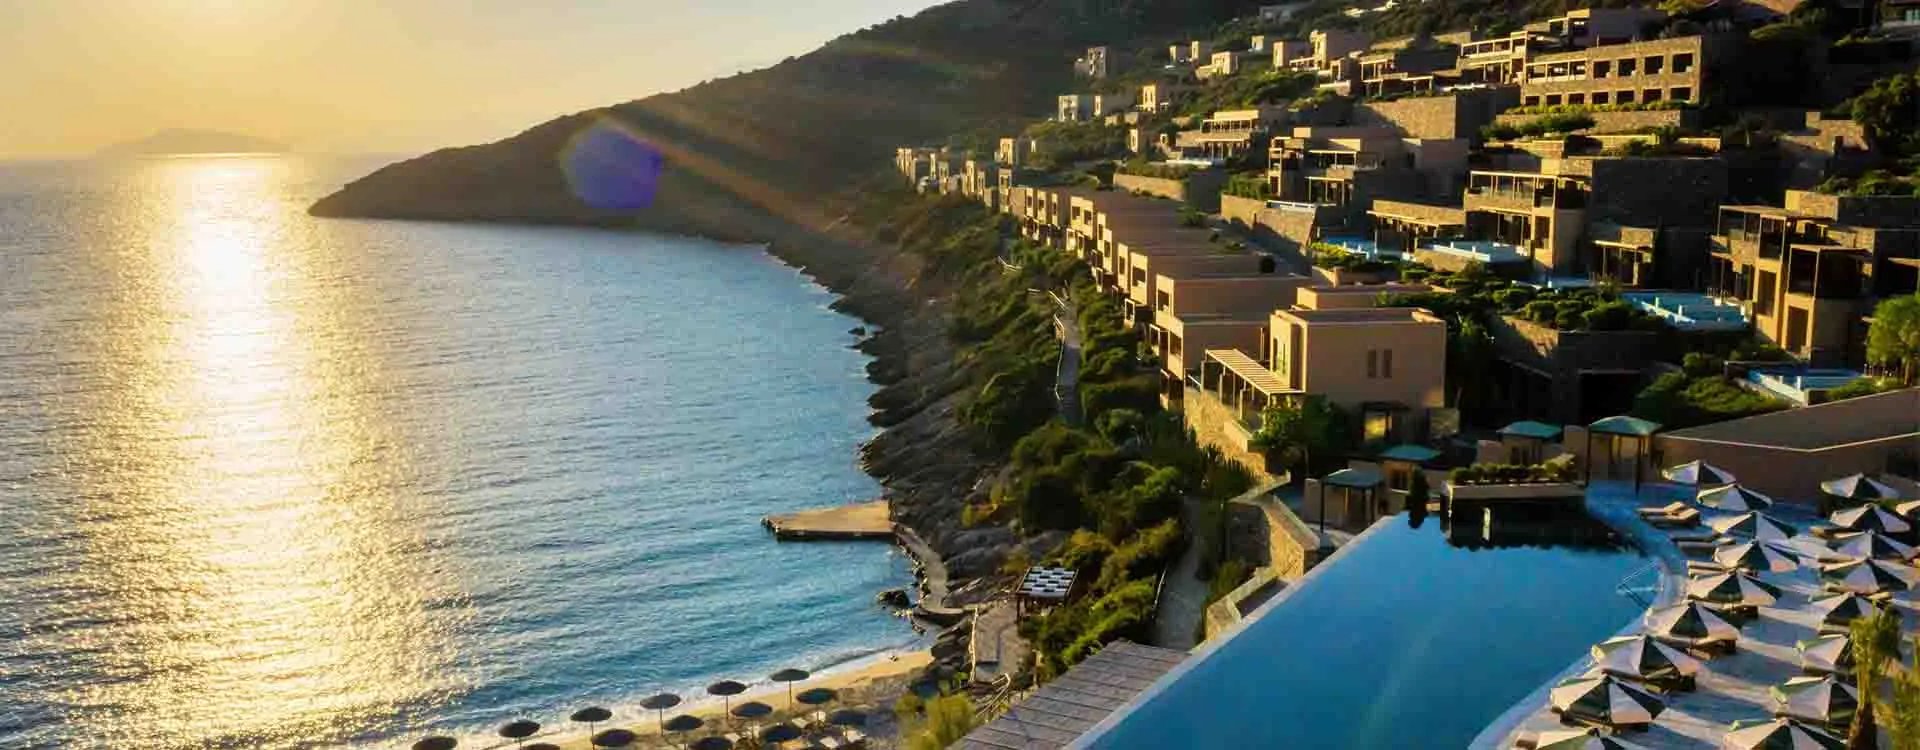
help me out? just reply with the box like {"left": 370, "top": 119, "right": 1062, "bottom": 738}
{"left": 1267, "top": 307, "right": 1448, "bottom": 440}
{"left": 1520, "top": 35, "right": 1727, "bottom": 108}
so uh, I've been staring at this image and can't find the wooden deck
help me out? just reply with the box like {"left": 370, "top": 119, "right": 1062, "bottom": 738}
{"left": 762, "top": 500, "right": 894, "bottom": 540}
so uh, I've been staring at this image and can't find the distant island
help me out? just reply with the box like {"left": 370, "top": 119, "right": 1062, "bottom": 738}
{"left": 96, "top": 129, "right": 287, "bottom": 158}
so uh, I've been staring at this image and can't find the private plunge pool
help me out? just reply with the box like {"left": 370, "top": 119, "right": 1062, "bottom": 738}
{"left": 1078, "top": 504, "right": 1648, "bottom": 749}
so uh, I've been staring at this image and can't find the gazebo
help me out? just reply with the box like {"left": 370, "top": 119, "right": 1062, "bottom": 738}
{"left": 1498, "top": 420, "right": 1564, "bottom": 465}
{"left": 1583, "top": 415, "right": 1661, "bottom": 490}
{"left": 1320, "top": 467, "right": 1385, "bottom": 533}
{"left": 1014, "top": 565, "right": 1078, "bottom": 616}
{"left": 1376, "top": 443, "right": 1442, "bottom": 494}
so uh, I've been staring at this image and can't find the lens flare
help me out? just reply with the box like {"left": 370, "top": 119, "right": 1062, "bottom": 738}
{"left": 561, "top": 118, "right": 664, "bottom": 211}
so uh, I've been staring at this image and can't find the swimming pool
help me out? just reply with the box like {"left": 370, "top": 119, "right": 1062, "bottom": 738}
{"left": 1078, "top": 505, "right": 1646, "bottom": 748}
{"left": 1748, "top": 365, "right": 1865, "bottom": 404}
{"left": 1621, "top": 291, "right": 1749, "bottom": 331}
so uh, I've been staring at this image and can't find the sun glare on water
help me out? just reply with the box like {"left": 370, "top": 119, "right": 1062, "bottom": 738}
{"left": 46, "top": 157, "right": 465, "bottom": 747}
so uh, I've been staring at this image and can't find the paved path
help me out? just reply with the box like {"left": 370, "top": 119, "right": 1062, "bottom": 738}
{"left": 1149, "top": 498, "right": 1211, "bottom": 651}
{"left": 1051, "top": 292, "right": 1082, "bottom": 426}
{"left": 969, "top": 600, "right": 1030, "bottom": 687}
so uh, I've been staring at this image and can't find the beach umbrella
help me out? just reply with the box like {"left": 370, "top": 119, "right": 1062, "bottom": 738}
{"left": 825, "top": 708, "right": 868, "bottom": 728}
{"left": 591, "top": 728, "right": 637, "bottom": 749}
{"left": 1698, "top": 483, "right": 1772, "bottom": 511}
{"left": 1664, "top": 460, "right": 1736, "bottom": 487}
{"left": 571, "top": 707, "right": 613, "bottom": 740}
{"left": 641, "top": 693, "right": 683, "bottom": 733}
{"left": 1646, "top": 602, "right": 1740, "bottom": 641}
{"left": 1833, "top": 530, "right": 1917, "bottom": 561}
{"left": 1771, "top": 675, "right": 1859, "bottom": 727}
{"left": 706, "top": 679, "right": 748, "bottom": 725}
{"left": 1820, "top": 557, "right": 1918, "bottom": 595}
{"left": 664, "top": 714, "right": 704, "bottom": 746}
{"left": 498, "top": 719, "right": 541, "bottom": 748}
{"left": 1590, "top": 634, "right": 1701, "bottom": 683}
{"left": 730, "top": 700, "right": 774, "bottom": 721}
{"left": 1714, "top": 540, "right": 1804, "bottom": 573}
{"left": 689, "top": 737, "right": 734, "bottom": 750}
{"left": 1821, "top": 473, "right": 1900, "bottom": 502}
{"left": 759, "top": 723, "right": 803, "bottom": 746}
{"left": 1808, "top": 592, "right": 1879, "bottom": 629}
{"left": 1830, "top": 504, "right": 1912, "bottom": 535}
{"left": 1534, "top": 728, "right": 1653, "bottom": 750}
{"left": 795, "top": 687, "right": 838, "bottom": 708}
{"left": 412, "top": 738, "right": 457, "bottom": 750}
{"left": 1722, "top": 717, "right": 1845, "bottom": 750}
{"left": 1710, "top": 511, "right": 1797, "bottom": 541}
{"left": 1687, "top": 570, "right": 1783, "bottom": 608}
{"left": 769, "top": 668, "right": 811, "bottom": 711}
{"left": 1797, "top": 633, "right": 1855, "bottom": 674}
{"left": 1548, "top": 673, "right": 1665, "bottom": 727}
{"left": 1897, "top": 499, "right": 1920, "bottom": 521}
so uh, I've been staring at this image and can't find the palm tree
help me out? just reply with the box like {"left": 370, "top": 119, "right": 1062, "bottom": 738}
{"left": 1850, "top": 606, "right": 1903, "bottom": 749}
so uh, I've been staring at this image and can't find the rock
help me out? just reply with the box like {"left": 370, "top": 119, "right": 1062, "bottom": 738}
{"left": 876, "top": 588, "right": 910, "bottom": 609}
{"left": 850, "top": 326, "right": 867, "bottom": 336}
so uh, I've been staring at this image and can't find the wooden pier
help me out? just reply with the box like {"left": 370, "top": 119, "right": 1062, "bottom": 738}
{"left": 763, "top": 500, "right": 894, "bottom": 540}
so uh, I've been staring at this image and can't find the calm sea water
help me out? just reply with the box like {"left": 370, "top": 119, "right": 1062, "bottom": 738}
{"left": 0, "top": 156, "right": 915, "bottom": 748}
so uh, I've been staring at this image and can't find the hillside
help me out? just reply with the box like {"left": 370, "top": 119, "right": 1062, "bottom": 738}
{"left": 97, "top": 128, "right": 286, "bottom": 158}
{"left": 309, "top": 0, "right": 1262, "bottom": 235}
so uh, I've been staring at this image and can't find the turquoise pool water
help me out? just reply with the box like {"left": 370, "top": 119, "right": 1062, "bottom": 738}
{"left": 1081, "top": 506, "right": 1645, "bottom": 749}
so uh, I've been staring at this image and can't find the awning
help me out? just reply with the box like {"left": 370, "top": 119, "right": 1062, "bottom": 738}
{"left": 1589, "top": 415, "right": 1661, "bottom": 437}
{"left": 1500, "top": 420, "right": 1564, "bottom": 440}
{"left": 1323, "top": 467, "right": 1384, "bottom": 488}
{"left": 1378, "top": 444, "right": 1442, "bottom": 463}
{"left": 1205, "top": 349, "right": 1294, "bottom": 396}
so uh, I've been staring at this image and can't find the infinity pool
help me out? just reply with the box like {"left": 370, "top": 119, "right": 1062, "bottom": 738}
{"left": 1080, "top": 505, "right": 1646, "bottom": 749}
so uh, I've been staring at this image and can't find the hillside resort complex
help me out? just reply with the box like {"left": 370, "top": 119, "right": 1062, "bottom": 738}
{"left": 894, "top": 2, "right": 1920, "bottom": 748}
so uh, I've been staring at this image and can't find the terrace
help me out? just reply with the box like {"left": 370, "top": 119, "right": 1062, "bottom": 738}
{"left": 1423, "top": 239, "right": 1531, "bottom": 265}
{"left": 1620, "top": 291, "right": 1749, "bottom": 332}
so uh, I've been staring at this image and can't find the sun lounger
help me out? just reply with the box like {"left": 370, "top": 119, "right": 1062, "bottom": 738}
{"left": 1648, "top": 506, "right": 1701, "bottom": 528}
{"left": 1654, "top": 633, "right": 1736, "bottom": 657}
{"left": 1638, "top": 502, "right": 1691, "bottom": 518}
{"left": 1686, "top": 560, "right": 1730, "bottom": 575}
{"left": 842, "top": 728, "right": 868, "bottom": 748}
{"left": 818, "top": 737, "right": 846, "bottom": 749}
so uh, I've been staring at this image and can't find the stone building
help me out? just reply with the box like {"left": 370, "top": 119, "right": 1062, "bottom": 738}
{"left": 1267, "top": 126, "right": 1469, "bottom": 225}
{"left": 1708, "top": 191, "right": 1920, "bottom": 366}
{"left": 1057, "top": 94, "right": 1094, "bottom": 122}
{"left": 1519, "top": 34, "right": 1734, "bottom": 108}
{"left": 1075, "top": 46, "right": 1111, "bottom": 78}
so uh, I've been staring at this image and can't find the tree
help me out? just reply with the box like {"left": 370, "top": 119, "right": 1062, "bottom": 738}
{"left": 1867, "top": 292, "right": 1920, "bottom": 384}
{"left": 1406, "top": 470, "right": 1431, "bottom": 529}
{"left": 899, "top": 689, "right": 978, "bottom": 750}
{"left": 1851, "top": 606, "right": 1903, "bottom": 749}
{"left": 1889, "top": 635, "right": 1920, "bottom": 750}
{"left": 1850, "top": 71, "right": 1920, "bottom": 153}
{"left": 1250, "top": 395, "right": 1355, "bottom": 477}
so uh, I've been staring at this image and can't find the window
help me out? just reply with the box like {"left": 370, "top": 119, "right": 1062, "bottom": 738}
{"left": 1169, "top": 334, "right": 1183, "bottom": 357}
{"left": 1593, "top": 60, "right": 1611, "bottom": 78}
{"left": 1644, "top": 55, "right": 1663, "bottom": 74}
{"left": 1644, "top": 89, "right": 1662, "bottom": 102}
{"left": 1545, "top": 94, "right": 1563, "bottom": 105}
{"left": 1673, "top": 52, "right": 1695, "bottom": 73}
{"left": 1366, "top": 349, "right": 1379, "bottom": 378}
{"left": 1592, "top": 91, "right": 1610, "bottom": 105}
{"left": 1382, "top": 349, "right": 1394, "bottom": 378}
{"left": 1618, "top": 58, "right": 1636, "bottom": 76}
{"left": 1569, "top": 92, "right": 1586, "bottom": 105}
{"left": 1523, "top": 95, "right": 1542, "bottom": 107}
{"left": 1670, "top": 87, "right": 1691, "bottom": 102}
{"left": 1755, "top": 271, "right": 1777, "bottom": 316}
{"left": 1617, "top": 90, "right": 1635, "bottom": 103}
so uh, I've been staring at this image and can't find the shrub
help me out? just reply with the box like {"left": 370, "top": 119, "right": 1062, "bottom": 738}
{"left": 1582, "top": 300, "right": 1635, "bottom": 331}
{"left": 899, "top": 690, "right": 977, "bottom": 750}
{"left": 1448, "top": 462, "right": 1573, "bottom": 485}
{"left": 1096, "top": 519, "right": 1184, "bottom": 592}
{"left": 1493, "top": 288, "right": 1535, "bottom": 311}
{"left": 1481, "top": 122, "right": 1522, "bottom": 141}
{"left": 1081, "top": 375, "right": 1159, "bottom": 421}
{"left": 1681, "top": 352, "right": 1723, "bottom": 378}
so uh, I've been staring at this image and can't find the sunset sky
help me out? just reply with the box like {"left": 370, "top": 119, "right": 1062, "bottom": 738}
{"left": 0, "top": 0, "right": 938, "bottom": 158}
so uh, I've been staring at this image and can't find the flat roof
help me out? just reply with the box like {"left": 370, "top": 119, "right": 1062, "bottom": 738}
{"left": 1720, "top": 204, "right": 1822, "bottom": 220}
{"left": 1277, "top": 306, "right": 1443, "bottom": 325}
{"left": 1304, "top": 283, "right": 1432, "bottom": 296}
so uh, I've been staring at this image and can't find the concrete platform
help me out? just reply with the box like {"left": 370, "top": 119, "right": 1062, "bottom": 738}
{"left": 763, "top": 500, "right": 893, "bottom": 540}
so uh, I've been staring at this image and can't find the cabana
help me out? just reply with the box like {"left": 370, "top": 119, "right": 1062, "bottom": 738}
{"left": 1320, "top": 466, "right": 1385, "bottom": 533}
{"left": 1498, "top": 420, "right": 1563, "bottom": 465}
{"left": 1583, "top": 416, "right": 1661, "bottom": 490}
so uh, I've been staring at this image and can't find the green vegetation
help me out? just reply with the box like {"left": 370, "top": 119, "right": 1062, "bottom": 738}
{"left": 1308, "top": 243, "right": 1395, "bottom": 273}
{"left": 1116, "top": 158, "right": 1199, "bottom": 180}
{"left": 1631, "top": 353, "right": 1787, "bottom": 429}
{"left": 1176, "top": 69, "right": 1317, "bottom": 118}
{"left": 1498, "top": 100, "right": 1691, "bottom": 117}
{"left": 1448, "top": 462, "right": 1575, "bottom": 485}
{"left": 1480, "top": 112, "right": 1596, "bottom": 141}
{"left": 1250, "top": 395, "right": 1358, "bottom": 476}
{"left": 1025, "top": 120, "right": 1129, "bottom": 171}
{"left": 1222, "top": 172, "right": 1274, "bottom": 200}
{"left": 1820, "top": 70, "right": 1920, "bottom": 195}
{"left": 1849, "top": 606, "right": 1903, "bottom": 748}
{"left": 1405, "top": 470, "right": 1431, "bottom": 527}
{"left": 896, "top": 686, "right": 978, "bottom": 750}
{"left": 1867, "top": 292, "right": 1920, "bottom": 384}
{"left": 1825, "top": 375, "right": 1901, "bottom": 402}
{"left": 1889, "top": 634, "right": 1920, "bottom": 749}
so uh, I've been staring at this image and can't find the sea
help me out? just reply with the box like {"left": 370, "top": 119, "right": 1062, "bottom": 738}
{"left": 0, "top": 155, "right": 918, "bottom": 748}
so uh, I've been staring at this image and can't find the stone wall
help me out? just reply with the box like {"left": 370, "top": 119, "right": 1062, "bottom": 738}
{"left": 1202, "top": 566, "right": 1281, "bottom": 641}
{"left": 1565, "top": 156, "right": 1726, "bottom": 228}
{"left": 1182, "top": 387, "right": 1281, "bottom": 482}
{"left": 1488, "top": 315, "right": 1657, "bottom": 423}
{"left": 1220, "top": 193, "right": 1266, "bottom": 227}
{"left": 1355, "top": 88, "right": 1519, "bottom": 140}
{"left": 1223, "top": 481, "right": 1321, "bottom": 581}
{"left": 1494, "top": 108, "right": 1695, "bottom": 135}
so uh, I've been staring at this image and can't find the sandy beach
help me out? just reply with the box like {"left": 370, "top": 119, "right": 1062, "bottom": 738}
{"left": 469, "top": 649, "right": 933, "bottom": 749}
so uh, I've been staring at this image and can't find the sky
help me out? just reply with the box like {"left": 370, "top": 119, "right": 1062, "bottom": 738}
{"left": 0, "top": 0, "right": 940, "bottom": 158}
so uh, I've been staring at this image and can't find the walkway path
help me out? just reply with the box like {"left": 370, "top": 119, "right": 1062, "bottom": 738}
{"left": 1050, "top": 291, "right": 1082, "bottom": 426}
{"left": 1149, "top": 498, "right": 1210, "bottom": 651}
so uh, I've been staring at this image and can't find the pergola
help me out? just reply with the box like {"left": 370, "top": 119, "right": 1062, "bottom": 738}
{"left": 1321, "top": 467, "right": 1385, "bottom": 534}
{"left": 1197, "top": 349, "right": 1297, "bottom": 427}
{"left": 1583, "top": 415, "right": 1662, "bottom": 490}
